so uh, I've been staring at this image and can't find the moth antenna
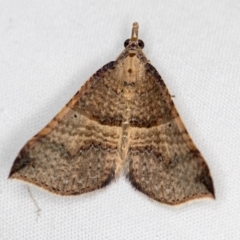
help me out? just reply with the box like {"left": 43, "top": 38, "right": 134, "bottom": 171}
{"left": 131, "top": 22, "right": 139, "bottom": 41}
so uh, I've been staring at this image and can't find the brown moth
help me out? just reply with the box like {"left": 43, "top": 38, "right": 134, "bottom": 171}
{"left": 9, "top": 23, "right": 214, "bottom": 205}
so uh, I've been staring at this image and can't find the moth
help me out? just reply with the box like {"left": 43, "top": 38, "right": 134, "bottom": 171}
{"left": 9, "top": 23, "right": 214, "bottom": 205}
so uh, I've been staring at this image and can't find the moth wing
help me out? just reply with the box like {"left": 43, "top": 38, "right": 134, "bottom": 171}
{"left": 127, "top": 63, "right": 214, "bottom": 205}
{"left": 9, "top": 61, "right": 123, "bottom": 195}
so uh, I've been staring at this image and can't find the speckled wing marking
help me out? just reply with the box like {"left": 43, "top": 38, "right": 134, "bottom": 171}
{"left": 127, "top": 63, "right": 214, "bottom": 205}
{"left": 9, "top": 61, "right": 123, "bottom": 195}
{"left": 9, "top": 22, "right": 214, "bottom": 205}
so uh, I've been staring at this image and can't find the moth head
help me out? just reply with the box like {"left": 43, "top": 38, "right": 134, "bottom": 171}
{"left": 124, "top": 22, "right": 144, "bottom": 50}
{"left": 124, "top": 39, "right": 144, "bottom": 49}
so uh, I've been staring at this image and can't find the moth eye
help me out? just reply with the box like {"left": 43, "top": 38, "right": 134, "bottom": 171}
{"left": 124, "top": 39, "right": 130, "bottom": 47}
{"left": 138, "top": 39, "right": 144, "bottom": 49}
